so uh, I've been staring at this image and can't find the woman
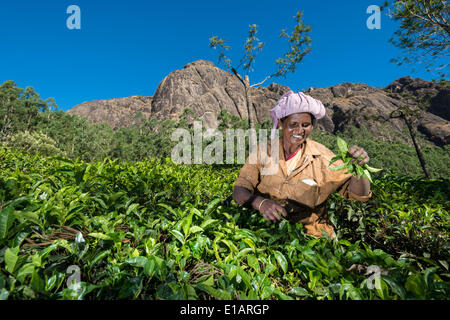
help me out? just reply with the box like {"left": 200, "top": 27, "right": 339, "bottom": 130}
{"left": 233, "top": 90, "right": 372, "bottom": 238}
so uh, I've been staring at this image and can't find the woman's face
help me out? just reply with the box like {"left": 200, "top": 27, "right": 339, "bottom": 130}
{"left": 281, "top": 113, "right": 313, "bottom": 148}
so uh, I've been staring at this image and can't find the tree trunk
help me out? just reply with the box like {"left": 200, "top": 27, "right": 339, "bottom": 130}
{"left": 244, "top": 75, "right": 255, "bottom": 128}
{"left": 404, "top": 115, "right": 431, "bottom": 179}
{"left": 27, "top": 113, "right": 32, "bottom": 131}
{"left": 1, "top": 109, "right": 10, "bottom": 138}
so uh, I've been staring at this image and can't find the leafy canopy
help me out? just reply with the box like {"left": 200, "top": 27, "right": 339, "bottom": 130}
{"left": 209, "top": 11, "right": 312, "bottom": 86}
{"left": 382, "top": 0, "right": 450, "bottom": 78}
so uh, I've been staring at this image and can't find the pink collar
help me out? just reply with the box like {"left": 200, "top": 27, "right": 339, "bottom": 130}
{"left": 285, "top": 148, "right": 300, "bottom": 161}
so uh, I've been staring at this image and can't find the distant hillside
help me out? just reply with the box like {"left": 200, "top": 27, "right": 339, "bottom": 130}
{"left": 67, "top": 60, "right": 449, "bottom": 147}
{"left": 66, "top": 95, "right": 153, "bottom": 129}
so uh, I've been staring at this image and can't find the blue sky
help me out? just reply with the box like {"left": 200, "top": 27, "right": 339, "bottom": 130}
{"left": 0, "top": 0, "right": 442, "bottom": 111}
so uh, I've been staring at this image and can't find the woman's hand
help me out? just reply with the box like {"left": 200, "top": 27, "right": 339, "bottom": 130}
{"left": 258, "top": 198, "right": 287, "bottom": 222}
{"left": 232, "top": 186, "right": 287, "bottom": 223}
{"left": 347, "top": 146, "right": 371, "bottom": 196}
{"left": 348, "top": 145, "right": 370, "bottom": 166}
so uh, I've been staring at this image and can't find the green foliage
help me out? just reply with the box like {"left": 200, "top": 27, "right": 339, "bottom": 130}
{"left": 0, "top": 148, "right": 448, "bottom": 300}
{"left": 329, "top": 171, "right": 449, "bottom": 270}
{"left": 275, "top": 11, "right": 313, "bottom": 77}
{"left": 3, "top": 131, "right": 66, "bottom": 157}
{"left": 435, "top": 79, "right": 450, "bottom": 88}
{"left": 329, "top": 137, "right": 382, "bottom": 183}
{"left": 2, "top": 80, "right": 447, "bottom": 180}
{"left": 311, "top": 124, "right": 450, "bottom": 179}
{"left": 0, "top": 80, "right": 56, "bottom": 138}
{"left": 242, "top": 24, "right": 265, "bottom": 74}
{"left": 209, "top": 10, "right": 312, "bottom": 83}
{"left": 383, "top": 0, "right": 450, "bottom": 78}
{"left": 209, "top": 36, "right": 232, "bottom": 71}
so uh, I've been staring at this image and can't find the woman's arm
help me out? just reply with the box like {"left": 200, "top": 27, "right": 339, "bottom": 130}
{"left": 233, "top": 186, "right": 287, "bottom": 222}
{"left": 348, "top": 175, "right": 371, "bottom": 196}
{"left": 233, "top": 185, "right": 261, "bottom": 210}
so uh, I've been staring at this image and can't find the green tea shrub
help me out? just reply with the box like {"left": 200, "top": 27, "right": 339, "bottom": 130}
{"left": 0, "top": 148, "right": 448, "bottom": 300}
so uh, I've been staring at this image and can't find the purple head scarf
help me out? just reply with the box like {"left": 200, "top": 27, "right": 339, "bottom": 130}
{"left": 270, "top": 90, "right": 326, "bottom": 140}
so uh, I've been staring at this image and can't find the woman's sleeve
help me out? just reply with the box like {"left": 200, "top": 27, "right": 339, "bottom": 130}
{"left": 233, "top": 154, "right": 261, "bottom": 193}
{"left": 336, "top": 177, "right": 373, "bottom": 202}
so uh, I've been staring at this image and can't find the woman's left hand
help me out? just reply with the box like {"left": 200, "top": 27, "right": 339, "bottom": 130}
{"left": 348, "top": 145, "right": 370, "bottom": 166}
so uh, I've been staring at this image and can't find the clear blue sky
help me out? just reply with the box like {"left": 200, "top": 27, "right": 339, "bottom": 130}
{"left": 0, "top": 0, "right": 441, "bottom": 111}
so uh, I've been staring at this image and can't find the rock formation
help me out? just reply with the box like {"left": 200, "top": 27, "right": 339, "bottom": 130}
{"left": 66, "top": 60, "right": 449, "bottom": 146}
{"left": 67, "top": 95, "right": 152, "bottom": 129}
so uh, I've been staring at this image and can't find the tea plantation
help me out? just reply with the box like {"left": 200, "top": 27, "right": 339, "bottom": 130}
{"left": 0, "top": 147, "right": 448, "bottom": 300}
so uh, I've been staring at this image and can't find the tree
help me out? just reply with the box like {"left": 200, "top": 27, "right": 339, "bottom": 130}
{"left": 4, "top": 130, "right": 66, "bottom": 157}
{"left": 374, "top": 91, "right": 433, "bottom": 178}
{"left": 382, "top": 0, "right": 450, "bottom": 78}
{"left": 209, "top": 11, "right": 312, "bottom": 128}
{"left": 0, "top": 80, "right": 56, "bottom": 139}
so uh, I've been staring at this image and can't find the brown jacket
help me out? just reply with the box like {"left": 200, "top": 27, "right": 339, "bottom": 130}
{"left": 234, "top": 137, "right": 372, "bottom": 238}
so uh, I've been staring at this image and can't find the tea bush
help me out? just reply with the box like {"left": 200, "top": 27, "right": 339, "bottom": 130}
{"left": 0, "top": 147, "right": 448, "bottom": 300}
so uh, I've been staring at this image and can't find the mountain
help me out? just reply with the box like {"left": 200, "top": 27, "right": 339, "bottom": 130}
{"left": 66, "top": 60, "right": 449, "bottom": 146}
{"left": 66, "top": 95, "right": 152, "bottom": 129}
{"left": 306, "top": 78, "right": 449, "bottom": 146}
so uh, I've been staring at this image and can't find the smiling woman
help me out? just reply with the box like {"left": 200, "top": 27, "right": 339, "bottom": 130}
{"left": 233, "top": 90, "right": 372, "bottom": 238}
{"left": 280, "top": 113, "right": 315, "bottom": 161}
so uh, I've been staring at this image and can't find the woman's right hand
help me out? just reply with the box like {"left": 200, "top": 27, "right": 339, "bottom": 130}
{"left": 258, "top": 198, "right": 287, "bottom": 222}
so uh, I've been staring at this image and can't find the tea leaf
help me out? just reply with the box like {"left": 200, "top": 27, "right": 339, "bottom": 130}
{"left": 170, "top": 229, "right": 185, "bottom": 245}
{"left": 364, "top": 164, "right": 382, "bottom": 173}
{"left": 125, "top": 256, "right": 148, "bottom": 267}
{"left": 90, "top": 250, "right": 110, "bottom": 268}
{"left": 273, "top": 251, "right": 288, "bottom": 273}
{"left": 0, "top": 288, "right": 9, "bottom": 300}
{"left": 336, "top": 137, "right": 348, "bottom": 154}
{"left": 0, "top": 207, "right": 15, "bottom": 239}
{"left": 405, "top": 274, "right": 427, "bottom": 298}
{"left": 363, "top": 169, "right": 373, "bottom": 183}
{"left": 204, "top": 198, "right": 222, "bottom": 215}
{"left": 189, "top": 226, "right": 204, "bottom": 234}
{"left": 356, "top": 165, "right": 364, "bottom": 179}
{"left": 88, "top": 232, "right": 112, "bottom": 240}
{"left": 329, "top": 163, "right": 347, "bottom": 171}
{"left": 288, "top": 286, "right": 310, "bottom": 297}
{"left": 5, "top": 247, "right": 19, "bottom": 274}
{"left": 195, "top": 283, "right": 232, "bottom": 300}
{"left": 247, "top": 254, "right": 261, "bottom": 273}
{"left": 329, "top": 156, "right": 341, "bottom": 166}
